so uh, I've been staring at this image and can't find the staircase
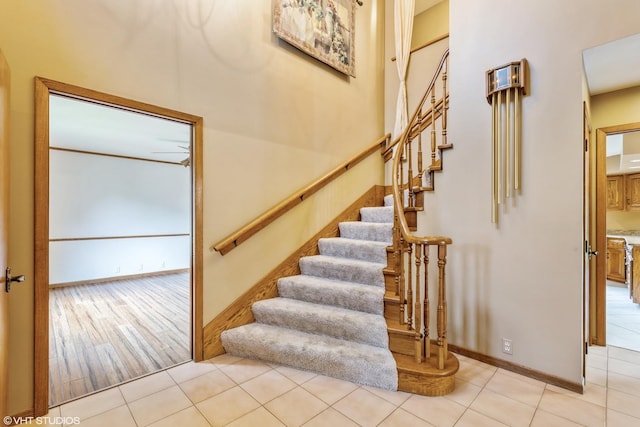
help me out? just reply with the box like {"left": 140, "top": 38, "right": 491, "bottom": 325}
{"left": 221, "top": 201, "right": 398, "bottom": 390}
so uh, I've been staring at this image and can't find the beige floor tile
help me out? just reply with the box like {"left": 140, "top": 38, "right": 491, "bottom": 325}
{"left": 207, "top": 353, "right": 243, "bottom": 367}
{"left": 401, "top": 394, "right": 465, "bottom": 427}
{"left": 197, "top": 386, "right": 261, "bottom": 426}
{"left": 75, "top": 405, "right": 136, "bottom": 427}
{"left": 530, "top": 409, "right": 583, "bottom": 427}
{"left": 608, "top": 357, "right": 640, "bottom": 380}
{"left": 546, "top": 381, "right": 607, "bottom": 407}
{"left": 454, "top": 409, "right": 509, "bottom": 427}
{"left": 332, "top": 388, "right": 397, "bottom": 426}
{"left": 178, "top": 369, "right": 236, "bottom": 403}
{"left": 361, "top": 385, "right": 411, "bottom": 406}
{"left": 586, "top": 351, "right": 608, "bottom": 370}
{"left": 119, "top": 371, "right": 175, "bottom": 403}
{"left": 226, "top": 407, "right": 285, "bottom": 427}
{"left": 586, "top": 365, "right": 607, "bottom": 387}
{"left": 485, "top": 370, "right": 545, "bottom": 407}
{"left": 218, "top": 358, "right": 273, "bottom": 384}
{"left": 264, "top": 387, "right": 328, "bottom": 426}
{"left": 303, "top": 408, "right": 361, "bottom": 427}
{"left": 497, "top": 368, "right": 546, "bottom": 388}
{"left": 147, "top": 406, "right": 213, "bottom": 427}
{"left": 537, "top": 389, "right": 605, "bottom": 427}
{"left": 455, "top": 359, "right": 496, "bottom": 387}
{"left": 609, "top": 345, "right": 640, "bottom": 364}
{"left": 443, "top": 379, "right": 481, "bottom": 407}
{"left": 15, "top": 408, "right": 64, "bottom": 427}
{"left": 274, "top": 365, "right": 318, "bottom": 385}
{"left": 607, "top": 371, "right": 640, "bottom": 398}
{"left": 606, "top": 408, "right": 640, "bottom": 427}
{"left": 240, "top": 369, "right": 297, "bottom": 404}
{"left": 166, "top": 361, "right": 218, "bottom": 384}
{"left": 301, "top": 375, "right": 359, "bottom": 405}
{"left": 377, "top": 408, "right": 435, "bottom": 427}
{"left": 469, "top": 389, "right": 535, "bottom": 427}
{"left": 59, "top": 387, "right": 125, "bottom": 421}
{"left": 127, "top": 385, "right": 193, "bottom": 426}
{"left": 587, "top": 345, "right": 607, "bottom": 357}
{"left": 607, "top": 388, "right": 640, "bottom": 419}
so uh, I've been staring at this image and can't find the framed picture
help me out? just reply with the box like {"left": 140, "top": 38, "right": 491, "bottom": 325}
{"left": 273, "top": 0, "right": 356, "bottom": 77}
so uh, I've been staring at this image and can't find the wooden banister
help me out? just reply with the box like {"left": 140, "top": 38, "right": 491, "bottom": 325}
{"left": 391, "top": 49, "right": 452, "bottom": 371}
{"left": 390, "top": 33, "right": 449, "bottom": 62}
{"left": 211, "top": 133, "right": 391, "bottom": 255}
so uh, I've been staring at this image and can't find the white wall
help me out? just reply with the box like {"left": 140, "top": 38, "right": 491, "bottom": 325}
{"left": 435, "top": 0, "right": 640, "bottom": 384}
{"left": 49, "top": 150, "right": 191, "bottom": 284}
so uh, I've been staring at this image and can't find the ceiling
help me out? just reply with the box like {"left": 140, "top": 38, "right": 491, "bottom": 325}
{"left": 583, "top": 32, "right": 640, "bottom": 96}
{"left": 414, "top": 0, "right": 443, "bottom": 15}
{"left": 50, "top": 94, "right": 192, "bottom": 164}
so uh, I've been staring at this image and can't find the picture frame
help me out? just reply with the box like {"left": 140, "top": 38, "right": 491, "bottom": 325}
{"left": 273, "top": 0, "right": 356, "bottom": 77}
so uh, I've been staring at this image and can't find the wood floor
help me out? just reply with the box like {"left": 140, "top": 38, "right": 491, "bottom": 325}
{"left": 49, "top": 272, "right": 191, "bottom": 407}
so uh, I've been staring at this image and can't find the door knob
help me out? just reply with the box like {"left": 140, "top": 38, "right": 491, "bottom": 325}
{"left": 5, "top": 267, "right": 25, "bottom": 292}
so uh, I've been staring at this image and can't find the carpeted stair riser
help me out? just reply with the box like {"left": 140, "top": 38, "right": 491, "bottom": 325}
{"left": 360, "top": 205, "right": 394, "bottom": 223}
{"left": 318, "top": 237, "right": 388, "bottom": 264}
{"left": 251, "top": 298, "right": 389, "bottom": 347}
{"left": 222, "top": 199, "right": 399, "bottom": 391}
{"left": 221, "top": 323, "right": 398, "bottom": 390}
{"left": 338, "top": 222, "right": 393, "bottom": 243}
{"left": 277, "top": 275, "right": 384, "bottom": 315}
{"left": 299, "top": 255, "right": 386, "bottom": 287}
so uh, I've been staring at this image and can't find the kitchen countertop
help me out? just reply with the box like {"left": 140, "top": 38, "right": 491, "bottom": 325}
{"left": 607, "top": 234, "right": 640, "bottom": 246}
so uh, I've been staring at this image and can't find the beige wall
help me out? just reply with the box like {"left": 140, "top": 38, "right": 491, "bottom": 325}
{"left": 592, "top": 86, "right": 640, "bottom": 231}
{"left": 434, "top": 0, "right": 640, "bottom": 385}
{"left": 412, "top": 0, "right": 449, "bottom": 49}
{"left": 0, "top": 0, "right": 385, "bottom": 414}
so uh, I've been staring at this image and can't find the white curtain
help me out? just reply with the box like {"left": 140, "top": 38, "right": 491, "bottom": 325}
{"left": 393, "top": 0, "right": 415, "bottom": 138}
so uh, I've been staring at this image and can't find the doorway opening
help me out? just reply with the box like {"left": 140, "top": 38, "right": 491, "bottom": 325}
{"left": 34, "top": 78, "right": 203, "bottom": 414}
{"left": 598, "top": 126, "right": 640, "bottom": 353}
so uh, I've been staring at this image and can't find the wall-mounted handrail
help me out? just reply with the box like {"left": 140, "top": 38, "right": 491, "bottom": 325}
{"left": 390, "top": 33, "right": 449, "bottom": 62}
{"left": 211, "top": 133, "right": 391, "bottom": 255}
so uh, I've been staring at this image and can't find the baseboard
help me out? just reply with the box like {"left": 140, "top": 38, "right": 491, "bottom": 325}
{"left": 48, "top": 268, "right": 190, "bottom": 288}
{"left": 448, "top": 343, "right": 584, "bottom": 394}
{"left": 6, "top": 408, "right": 34, "bottom": 426}
{"left": 202, "top": 185, "right": 386, "bottom": 359}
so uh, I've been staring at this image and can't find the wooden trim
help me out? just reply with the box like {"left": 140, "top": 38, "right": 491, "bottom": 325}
{"left": 50, "top": 146, "right": 184, "bottom": 166}
{"left": 203, "top": 185, "right": 386, "bottom": 358}
{"left": 50, "top": 233, "right": 190, "bottom": 242}
{"left": 390, "top": 33, "right": 449, "bottom": 62}
{"left": 448, "top": 344, "right": 583, "bottom": 394}
{"left": 48, "top": 268, "right": 189, "bottom": 288}
{"left": 33, "top": 77, "right": 204, "bottom": 414}
{"left": 593, "top": 122, "right": 640, "bottom": 346}
{"left": 211, "top": 135, "right": 390, "bottom": 255}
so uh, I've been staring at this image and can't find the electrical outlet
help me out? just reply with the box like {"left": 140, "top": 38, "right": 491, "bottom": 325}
{"left": 502, "top": 338, "right": 513, "bottom": 355}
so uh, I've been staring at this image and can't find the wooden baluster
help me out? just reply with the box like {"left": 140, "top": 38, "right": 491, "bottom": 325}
{"left": 423, "top": 244, "right": 430, "bottom": 360}
{"left": 414, "top": 244, "right": 423, "bottom": 363}
{"left": 397, "top": 230, "right": 405, "bottom": 325}
{"left": 407, "top": 137, "right": 414, "bottom": 208}
{"left": 441, "top": 58, "right": 448, "bottom": 148}
{"left": 430, "top": 86, "right": 437, "bottom": 169}
{"left": 417, "top": 122, "right": 423, "bottom": 181}
{"left": 406, "top": 243, "right": 413, "bottom": 331}
{"left": 437, "top": 244, "right": 448, "bottom": 369}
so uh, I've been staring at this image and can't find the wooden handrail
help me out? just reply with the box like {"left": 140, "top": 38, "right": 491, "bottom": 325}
{"left": 391, "top": 49, "right": 451, "bottom": 370}
{"left": 390, "top": 33, "right": 449, "bottom": 62}
{"left": 211, "top": 133, "right": 391, "bottom": 255}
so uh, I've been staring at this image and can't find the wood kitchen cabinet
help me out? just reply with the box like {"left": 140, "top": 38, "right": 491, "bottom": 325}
{"left": 627, "top": 173, "right": 640, "bottom": 210}
{"left": 607, "top": 237, "right": 627, "bottom": 283}
{"left": 607, "top": 175, "right": 625, "bottom": 210}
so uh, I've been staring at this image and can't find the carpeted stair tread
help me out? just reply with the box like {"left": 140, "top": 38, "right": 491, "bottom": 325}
{"left": 277, "top": 275, "right": 384, "bottom": 314}
{"left": 360, "top": 205, "right": 394, "bottom": 223}
{"left": 318, "top": 237, "right": 388, "bottom": 264}
{"left": 299, "top": 255, "right": 385, "bottom": 287}
{"left": 384, "top": 194, "right": 394, "bottom": 206}
{"left": 221, "top": 323, "right": 398, "bottom": 390}
{"left": 338, "top": 222, "right": 393, "bottom": 243}
{"left": 252, "top": 298, "right": 389, "bottom": 347}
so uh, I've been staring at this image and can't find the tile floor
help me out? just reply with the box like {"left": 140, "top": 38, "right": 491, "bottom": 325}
{"left": 17, "top": 346, "right": 640, "bottom": 427}
{"left": 607, "top": 283, "right": 640, "bottom": 353}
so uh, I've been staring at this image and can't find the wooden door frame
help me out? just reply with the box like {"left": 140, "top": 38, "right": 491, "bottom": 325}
{"left": 593, "top": 122, "right": 640, "bottom": 346}
{"left": 33, "top": 78, "right": 204, "bottom": 415}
